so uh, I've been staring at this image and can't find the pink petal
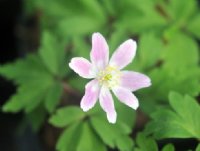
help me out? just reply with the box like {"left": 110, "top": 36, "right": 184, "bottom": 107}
{"left": 80, "top": 80, "right": 100, "bottom": 111}
{"left": 120, "top": 71, "right": 151, "bottom": 91}
{"left": 112, "top": 87, "right": 139, "bottom": 110}
{"left": 99, "top": 86, "right": 117, "bottom": 123}
{"left": 90, "top": 32, "right": 109, "bottom": 70}
{"left": 69, "top": 57, "right": 96, "bottom": 78}
{"left": 109, "top": 39, "right": 137, "bottom": 69}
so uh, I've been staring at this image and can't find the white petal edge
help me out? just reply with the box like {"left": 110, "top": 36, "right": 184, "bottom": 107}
{"left": 69, "top": 57, "right": 96, "bottom": 79}
{"left": 80, "top": 80, "right": 100, "bottom": 111}
{"left": 99, "top": 86, "right": 117, "bottom": 124}
{"left": 112, "top": 87, "right": 139, "bottom": 110}
{"left": 109, "top": 39, "right": 137, "bottom": 69}
{"left": 119, "top": 71, "right": 151, "bottom": 91}
{"left": 90, "top": 32, "right": 109, "bottom": 70}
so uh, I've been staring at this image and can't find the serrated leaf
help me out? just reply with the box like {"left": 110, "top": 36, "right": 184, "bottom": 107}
{"left": 90, "top": 115, "right": 133, "bottom": 150}
{"left": 0, "top": 54, "right": 49, "bottom": 85}
{"left": 161, "top": 144, "right": 175, "bottom": 151}
{"left": 56, "top": 122, "right": 83, "bottom": 151}
{"left": 2, "top": 94, "right": 24, "bottom": 113}
{"left": 90, "top": 116, "right": 118, "bottom": 148}
{"left": 39, "top": 31, "right": 65, "bottom": 75}
{"left": 133, "top": 133, "right": 175, "bottom": 151}
{"left": 3, "top": 76, "right": 53, "bottom": 113}
{"left": 145, "top": 66, "right": 200, "bottom": 102}
{"left": 77, "top": 122, "right": 106, "bottom": 151}
{"left": 169, "top": 92, "right": 200, "bottom": 138}
{"left": 143, "top": 34, "right": 200, "bottom": 103}
{"left": 134, "top": 133, "right": 158, "bottom": 151}
{"left": 49, "top": 106, "right": 85, "bottom": 128}
{"left": 145, "top": 92, "right": 200, "bottom": 139}
{"left": 187, "top": 13, "right": 200, "bottom": 39}
{"left": 45, "top": 82, "right": 63, "bottom": 113}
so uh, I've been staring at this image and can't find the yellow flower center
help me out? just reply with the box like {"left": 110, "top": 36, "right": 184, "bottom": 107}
{"left": 98, "top": 66, "right": 121, "bottom": 88}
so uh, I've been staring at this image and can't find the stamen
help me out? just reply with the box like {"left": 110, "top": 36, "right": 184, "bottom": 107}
{"left": 98, "top": 66, "right": 121, "bottom": 88}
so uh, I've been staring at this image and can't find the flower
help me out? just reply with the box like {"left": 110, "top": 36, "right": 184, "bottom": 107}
{"left": 69, "top": 33, "right": 151, "bottom": 123}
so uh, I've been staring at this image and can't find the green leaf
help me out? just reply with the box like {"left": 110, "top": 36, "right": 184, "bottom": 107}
{"left": 58, "top": 16, "right": 103, "bottom": 37}
{"left": 145, "top": 92, "right": 200, "bottom": 139}
{"left": 134, "top": 133, "right": 175, "bottom": 151}
{"left": 51, "top": 98, "right": 135, "bottom": 151}
{"left": 90, "top": 116, "right": 119, "bottom": 148}
{"left": 118, "top": 0, "right": 166, "bottom": 34}
{"left": 161, "top": 144, "right": 175, "bottom": 151}
{"left": 162, "top": 33, "right": 199, "bottom": 69}
{"left": 39, "top": 31, "right": 65, "bottom": 75}
{"left": 0, "top": 54, "right": 49, "bottom": 85}
{"left": 77, "top": 122, "right": 106, "bottom": 151}
{"left": 26, "top": 106, "right": 46, "bottom": 131}
{"left": 116, "top": 136, "right": 134, "bottom": 151}
{"left": 187, "top": 13, "right": 200, "bottom": 39}
{"left": 143, "top": 34, "right": 200, "bottom": 102}
{"left": 3, "top": 76, "right": 53, "bottom": 113}
{"left": 56, "top": 122, "right": 83, "bottom": 151}
{"left": 68, "top": 76, "right": 88, "bottom": 93}
{"left": 196, "top": 144, "right": 200, "bottom": 151}
{"left": 115, "top": 100, "right": 136, "bottom": 132}
{"left": 144, "top": 66, "right": 200, "bottom": 102}
{"left": 72, "top": 37, "right": 90, "bottom": 59}
{"left": 90, "top": 115, "right": 133, "bottom": 150}
{"left": 109, "top": 29, "right": 127, "bottom": 54}
{"left": 79, "top": 0, "right": 105, "bottom": 20}
{"left": 28, "top": 0, "right": 72, "bottom": 18}
{"left": 49, "top": 106, "right": 85, "bottom": 128}
{"left": 169, "top": 92, "right": 200, "bottom": 138}
{"left": 134, "top": 133, "right": 158, "bottom": 151}
{"left": 88, "top": 98, "right": 135, "bottom": 151}
{"left": 137, "top": 32, "right": 163, "bottom": 70}
{"left": 44, "top": 82, "right": 63, "bottom": 113}
{"left": 2, "top": 94, "right": 24, "bottom": 113}
{"left": 164, "top": 0, "right": 197, "bottom": 23}
{"left": 101, "top": 0, "right": 116, "bottom": 16}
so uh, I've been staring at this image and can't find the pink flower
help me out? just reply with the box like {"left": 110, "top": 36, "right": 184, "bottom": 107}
{"left": 69, "top": 33, "right": 151, "bottom": 123}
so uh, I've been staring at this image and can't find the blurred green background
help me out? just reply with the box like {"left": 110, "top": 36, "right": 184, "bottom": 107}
{"left": 0, "top": 0, "right": 200, "bottom": 151}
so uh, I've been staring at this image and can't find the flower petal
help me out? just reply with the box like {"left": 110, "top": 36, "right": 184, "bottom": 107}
{"left": 112, "top": 87, "right": 139, "bottom": 110}
{"left": 120, "top": 71, "right": 151, "bottom": 91}
{"left": 109, "top": 39, "right": 137, "bottom": 69}
{"left": 80, "top": 80, "right": 100, "bottom": 111}
{"left": 69, "top": 57, "right": 96, "bottom": 78}
{"left": 99, "top": 86, "right": 117, "bottom": 123}
{"left": 90, "top": 32, "right": 109, "bottom": 70}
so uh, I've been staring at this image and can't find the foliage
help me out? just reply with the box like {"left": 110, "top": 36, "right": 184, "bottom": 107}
{"left": 134, "top": 133, "right": 175, "bottom": 151}
{"left": 145, "top": 92, "right": 200, "bottom": 139}
{"left": 49, "top": 104, "right": 135, "bottom": 151}
{"left": 0, "top": 0, "right": 200, "bottom": 150}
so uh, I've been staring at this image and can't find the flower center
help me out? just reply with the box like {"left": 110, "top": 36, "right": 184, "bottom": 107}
{"left": 98, "top": 66, "right": 120, "bottom": 88}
